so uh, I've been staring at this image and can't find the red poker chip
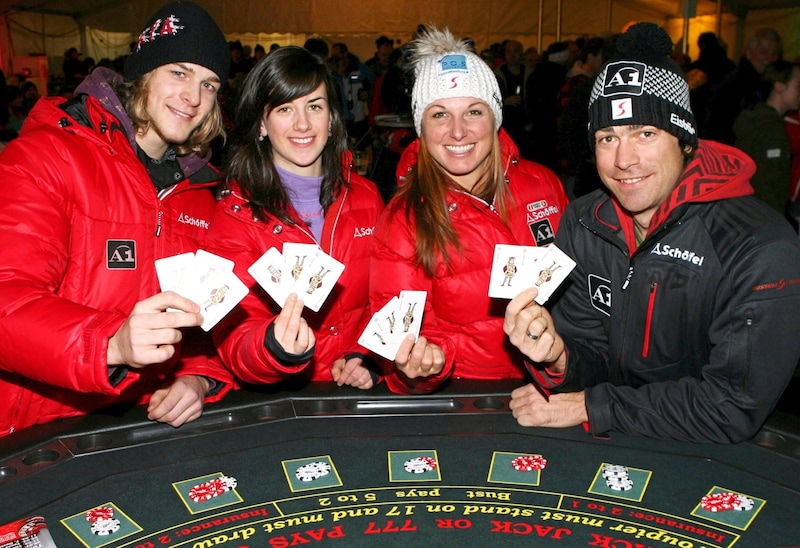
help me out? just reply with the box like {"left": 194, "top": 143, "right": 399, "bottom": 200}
{"left": 700, "top": 492, "right": 741, "bottom": 512}
{"left": 420, "top": 456, "right": 438, "bottom": 470}
{"left": 511, "top": 455, "right": 547, "bottom": 472}
{"left": 188, "top": 480, "right": 226, "bottom": 503}
{"left": 85, "top": 507, "right": 115, "bottom": 522}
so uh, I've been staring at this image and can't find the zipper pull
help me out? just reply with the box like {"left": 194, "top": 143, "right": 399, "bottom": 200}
{"left": 155, "top": 210, "right": 163, "bottom": 237}
{"left": 621, "top": 264, "right": 634, "bottom": 290}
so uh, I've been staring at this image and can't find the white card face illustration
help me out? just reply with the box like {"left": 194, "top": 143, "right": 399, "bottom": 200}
{"left": 248, "top": 247, "right": 290, "bottom": 308}
{"left": 282, "top": 243, "right": 320, "bottom": 288}
{"left": 393, "top": 290, "right": 427, "bottom": 345}
{"left": 155, "top": 252, "right": 196, "bottom": 296}
{"left": 196, "top": 268, "right": 249, "bottom": 331}
{"left": 294, "top": 251, "right": 345, "bottom": 312}
{"left": 488, "top": 244, "right": 547, "bottom": 299}
{"left": 358, "top": 296, "right": 401, "bottom": 361}
{"left": 532, "top": 245, "right": 576, "bottom": 305}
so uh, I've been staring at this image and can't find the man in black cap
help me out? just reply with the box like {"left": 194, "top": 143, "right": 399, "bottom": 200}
{"left": 0, "top": 1, "right": 234, "bottom": 437}
{"left": 503, "top": 23, "right": 800, "bottom": 443}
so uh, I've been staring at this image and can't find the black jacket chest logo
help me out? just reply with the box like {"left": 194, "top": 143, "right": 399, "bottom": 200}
{"left": 589, "top": 274, "right": 612, "bottom": 316}
{"left": 107, "top": 240, "right": 137, "bottom": 270}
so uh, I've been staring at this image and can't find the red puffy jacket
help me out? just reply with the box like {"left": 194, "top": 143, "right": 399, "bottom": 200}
{"left": 371, "top": 130, "right": 569, "bottom": 393}
{"left": 204, "top": 165, "right": 384, "bottom": 385}
{"left": 0, "top": 91, "right": 232, "bottom": 436}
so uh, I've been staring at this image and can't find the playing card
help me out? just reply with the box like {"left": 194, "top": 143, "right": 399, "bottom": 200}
{"left": 393, "top": 290, "right": 426, "bottom": 345}
{"left": 294, "top": 250, "right": 345, "bottom": 312}
{"left": 154, "top": 252, "right": 196, "bottom": 295}
{"left": 358, "top": 296, "right": 400, "bottom": 361}
{"left": 488, "top": 244, "right": 547, "bottom": 299}
{"left": 531, "top": 245, "right": 576, "bottom": 305}
{"left": 195, "top": 268, "right": 249, "bottom": 331}
{"left": 248, "top": 247, "right": 291, "bottom": 307}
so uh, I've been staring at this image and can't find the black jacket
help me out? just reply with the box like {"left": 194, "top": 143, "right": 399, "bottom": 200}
{"left": 538, "top": 140, "right": 800, "bottom": 442}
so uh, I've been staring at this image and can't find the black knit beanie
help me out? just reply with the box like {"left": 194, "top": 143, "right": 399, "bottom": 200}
{"left": 587, "top": 22, "right": 698, "bottom": 149}
{"left": 124, "top": 1, "right": 230, "bottom": 83}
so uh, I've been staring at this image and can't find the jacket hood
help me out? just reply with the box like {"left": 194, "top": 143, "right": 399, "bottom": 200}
{"left": 74, "top": 67, "right": 211, "bottom": 178}
{"left": 396, "top": 128, "right": 521, "bottom": 185}
{"left": 644, "top": 139, "right": 754, "bottom": 230}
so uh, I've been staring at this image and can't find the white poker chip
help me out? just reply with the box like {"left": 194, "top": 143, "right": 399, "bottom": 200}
{"left": 606, "top": 478, "right": 634, "bottom": 491}
{"left": 734, "top": 496, "right": 755, "bottom": 511}
{"left": 220, "top": 475, "right": 238, "bottom": 490}
{"left": 296, "top": 461, "right": 331, "bottom": 482}
{"left": 602, "top": 465, "right": 628, "bottom": 476}
{"left": 404, "top": 457, "right": 434, "bottom": 474}
{"left": 90, "top": 518, "right": 121, "bottom": 536}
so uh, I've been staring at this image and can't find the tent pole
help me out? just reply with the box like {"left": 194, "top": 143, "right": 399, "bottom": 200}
{"left": 537, "top": 0, "right": 543, "bottom": 53}
{"left": 716, "top": 0, "right": 723, "bottom": 36}
{"left": 556, "top": 0, "right": 562, "bottom": 42}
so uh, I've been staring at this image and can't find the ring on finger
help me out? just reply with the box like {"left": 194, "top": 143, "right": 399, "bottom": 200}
{"left": 525, "top": 330, "right": 539, "bottom": 340}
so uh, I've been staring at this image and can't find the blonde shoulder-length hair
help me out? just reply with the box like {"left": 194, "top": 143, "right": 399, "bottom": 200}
{"left": 116, "top": 70, "right": 225, "bottom": 157}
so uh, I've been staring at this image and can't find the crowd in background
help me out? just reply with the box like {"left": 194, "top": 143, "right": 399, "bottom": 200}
{"left": 1, "top": 24, "right": 794, "bottom": 226}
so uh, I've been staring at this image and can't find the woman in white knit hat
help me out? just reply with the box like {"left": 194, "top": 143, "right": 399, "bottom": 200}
{"left": 369, "top": 27, "right": 570, "bottom": 394}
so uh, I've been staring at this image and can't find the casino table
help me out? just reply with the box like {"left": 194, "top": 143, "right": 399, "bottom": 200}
{"left": 1, "top": 380, "right": 799, "bottom": 547}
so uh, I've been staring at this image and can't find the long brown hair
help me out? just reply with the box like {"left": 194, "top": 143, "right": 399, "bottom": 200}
{"left": 393, "top": 130, "right": 513, "bottom": 276}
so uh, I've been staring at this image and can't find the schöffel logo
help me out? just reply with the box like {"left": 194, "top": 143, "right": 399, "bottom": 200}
{"left": 602, "top": 62, "right": 647, "bottom": 97}
{"left": 588, "top": 274, "right": 612, "bottom": 316}
{"left": 107, "top": 240, "right": 136, "bottom": 270}
{"left": 650, "top": 243, "right": 705, "bottom": 266}
{"left": 439, "top": 54, "right": 468, "bottom": 73}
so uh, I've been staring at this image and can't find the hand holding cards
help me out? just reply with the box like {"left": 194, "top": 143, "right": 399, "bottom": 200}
{"left": 358, "top": 291, "right": 427, "bottom": 361}
{"left": 248, "top": 243, "right": 345, "bottom": 312}
{"left": 488, "top": 244, "right": 575, "bottom": 304}
{"left": 155, "top": 250, "right": 249, "bottom": 331}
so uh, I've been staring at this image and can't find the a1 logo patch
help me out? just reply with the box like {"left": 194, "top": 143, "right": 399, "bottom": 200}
{"left": 529, "top": 220, "right": 555, "bottom": 246}
{"left": 588, "top": 274, "right": 611, "bottom": 316}
{"left": 107, "top": 240, "right": 136, "bottom": 270}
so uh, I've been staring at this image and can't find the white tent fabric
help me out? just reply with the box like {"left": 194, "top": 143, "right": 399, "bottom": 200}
{"left": 0, "top": 0, "right": 798, "bottom": 90}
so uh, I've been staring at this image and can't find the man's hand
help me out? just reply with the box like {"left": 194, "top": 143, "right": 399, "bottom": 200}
{"left": 504, "top": 287, "right": 566, "bottom": 371}
{"left": 332, "top": 357, "right": 375, "bottom": 389}
{"left": 147, "top": 374, "right": 210, "bottom": 427}
{"left": 107, "top": 291, "right": 204, "bottom": 368}
{"left": 273, "top": 293, "right": 315, "bottom": 355}
{"left": 510, "top": 384, "right": 588, "bottom": 428}
{"left": 394, "top": 335, "right": 445, "bottom": 379}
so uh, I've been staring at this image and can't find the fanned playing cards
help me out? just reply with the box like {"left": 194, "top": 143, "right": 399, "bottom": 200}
{"left": 155, "top": 250, "right": 249, "bottom": 331}
{"left": 248, "top": 244, "right": 345, "bottom": 312}
{"left": 488, "top": 244, "right": 576, "bottom": 304}
{"left": 359, "top": 290, "right": 427, "bottom": 361}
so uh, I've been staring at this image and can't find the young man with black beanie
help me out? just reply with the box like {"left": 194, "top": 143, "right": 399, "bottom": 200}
{"left": 503, "top": 23, "right": 800, "bottom": 443}
{"left": 0, "top": 1, "right": 234, "bottom": 437}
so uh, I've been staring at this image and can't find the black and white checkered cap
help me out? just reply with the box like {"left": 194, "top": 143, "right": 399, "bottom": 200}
{"left": 588, "top": 23, "right": 697, "bottom": 149}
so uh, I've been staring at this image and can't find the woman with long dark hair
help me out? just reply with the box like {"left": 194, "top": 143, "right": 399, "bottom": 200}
{"left": 205, "top": 46, "right": 384, "bottom": 388}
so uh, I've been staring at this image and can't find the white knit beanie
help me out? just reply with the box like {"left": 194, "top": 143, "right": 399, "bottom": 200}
{"left": 410, "top": 27, "right": 503, "bottom": 135}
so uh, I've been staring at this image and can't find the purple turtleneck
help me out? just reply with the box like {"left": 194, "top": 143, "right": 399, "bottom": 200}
{"left": 278, "top": 165, "right": 325, "bottom": 242}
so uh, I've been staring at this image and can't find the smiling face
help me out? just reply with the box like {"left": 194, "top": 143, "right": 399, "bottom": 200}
{"left": 594, "top": 125, "right": 685, "bottom": 230}
{"left": 136, "top": 63, "right": 221, "bottom": 159}
{"left": 420, "top": 96, "right": 495, "bottom": 191}
{"left": 262, "top": 83, "right": 331, "bottom": 177}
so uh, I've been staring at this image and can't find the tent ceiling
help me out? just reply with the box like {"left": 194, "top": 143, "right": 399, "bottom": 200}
{"left": 1, "top": 0, "right": 798, "bottom": 34}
